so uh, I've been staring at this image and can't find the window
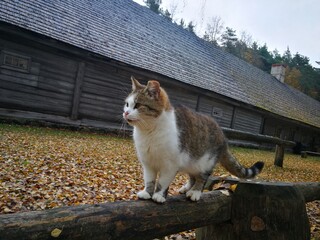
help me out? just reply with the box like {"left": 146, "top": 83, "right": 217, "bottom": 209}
{"left": 211, "top": 107, "right": 223, "bottom": 118}
{"left": 1, "top": 51, "right": 30, "bottom": 72}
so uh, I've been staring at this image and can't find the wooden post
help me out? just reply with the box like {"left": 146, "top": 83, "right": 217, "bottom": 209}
{"left": 274, "top": 144, "right": 285, "bottom": 167}
{"left": 71, "top": 62, "right": 85, "bottom": 120}
{"left": 274, "top": 129, "right": 285, "bottom": 167}
{"left": 197, "top": 180, "right": 313, "bottom": 240}
{"left": 232, "top": 182, "right": 310, "bottom": 240}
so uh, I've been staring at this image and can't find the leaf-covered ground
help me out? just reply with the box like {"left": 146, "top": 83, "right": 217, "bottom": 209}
{"left": 0, "top": 123, "right": 319, "bottom": 239}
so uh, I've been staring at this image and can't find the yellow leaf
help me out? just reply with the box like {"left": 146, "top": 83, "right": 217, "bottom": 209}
{"left": 230, "top": 184, "right": 237, "bottom": 192}
{"left": 51, "top": 228, "right": 62, "bottom": 238}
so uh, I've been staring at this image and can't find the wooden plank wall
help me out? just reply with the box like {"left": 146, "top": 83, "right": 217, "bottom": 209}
{"left": 233, "top": 108, "right": 262, "bottom": 134}
{"left": 163, "top": 84, "right": 198, "bottom": 110}
{"left": 78, "top": 62, "right": 131, "bottom": 123}
{"left": 0, "top": 39, "right": 77, "bottom": 116}
{"left": 0, "top": 36, "right": 318, "bottom": 151}
{"left": 263, "top": 118, "right": 297, "bottom": 141}
{"left": 0, "top": 38, "right": 267, "bottom": 136}
{"left": 262, "top": 118, "right": 320, "bottom": 150}
{"left": 197, "top": 96, "right": 234, "bottom": 128}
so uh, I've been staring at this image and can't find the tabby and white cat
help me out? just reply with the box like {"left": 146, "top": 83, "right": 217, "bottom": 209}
{"left": 123, "top": 76, "right": 264, "bottom": 203}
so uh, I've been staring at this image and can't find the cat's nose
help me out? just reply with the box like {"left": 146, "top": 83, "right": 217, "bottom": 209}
{"left": 124, "top": 111, "right": 129, "bottom": 117}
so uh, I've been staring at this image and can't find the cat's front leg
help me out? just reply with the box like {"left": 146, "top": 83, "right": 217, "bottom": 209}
{"left": 152, "top": 169, "right": 177, "bottom": 203}
{"left": 179, "top": 175, "right": 195, "bottom": 194}
{"left": 186, "top": 173, "right": 210, "bottom": 201}
{"left": 137, "top": 165, "right": 157, "bottom": 200}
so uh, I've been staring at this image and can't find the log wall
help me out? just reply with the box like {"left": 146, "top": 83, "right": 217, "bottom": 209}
{"left": 0, "top": 38, "right": 77, "bottom": 116}
{"left": 0, "top": 27, "right": 319, "bottom": 150}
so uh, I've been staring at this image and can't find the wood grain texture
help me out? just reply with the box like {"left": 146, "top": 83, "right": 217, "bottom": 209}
{"left": 0, "top": 191, "right": 231, "bottom": 240}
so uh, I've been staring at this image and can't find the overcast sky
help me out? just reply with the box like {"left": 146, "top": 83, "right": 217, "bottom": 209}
{"left": 133, "top": 0, "right": 320, "bottom": 68}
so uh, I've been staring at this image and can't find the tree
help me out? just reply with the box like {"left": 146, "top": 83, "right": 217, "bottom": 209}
{"left": 240, "top": 41, "right": 263, "bottom": 70}
{"left": 144, "top": 0, "right": 162, "bottom": 14}
{"left": 272, "top": 49, "right": 283, "bottom": 63}
{"left": 291, "top": 53, "right": 309, "bottom": 67}
{"left": 284, "top": 66, "right": 302, "bottom": 90}
{"left": 178, "top": 18, "right": 186, "bottom": 29}
{"left": 167, "top": 1, "right": 178, "bottom": 22}
{"left": 162, "top": 9, "right": 172, "bottom": 21}
{"left": 187, "top": 21, "right": 196, "bottom": 34}
{"left": 221, "top": 27, "right": 238, "bottom": 54}
{"left": 282, "top": 47, "right": 292, "bottom": 65}
{"left": 203, "top": 16, "right": 224, "bottom": 45}
{"left": 239, "top": 31, "right": 253, "bottom": 47}
{"left": 258, "top": 44, "right": 274, "bottom": 72}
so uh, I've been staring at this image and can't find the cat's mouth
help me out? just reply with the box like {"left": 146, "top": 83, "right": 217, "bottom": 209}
{"left": 126, "top": 118, "right": 139, "bottom": 124}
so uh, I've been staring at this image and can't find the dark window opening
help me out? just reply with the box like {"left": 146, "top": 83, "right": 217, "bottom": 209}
{"left": 1, "top": 51, "right": 30, "bottom": 72}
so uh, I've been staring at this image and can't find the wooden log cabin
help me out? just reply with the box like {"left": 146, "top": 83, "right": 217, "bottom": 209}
{"left": 0, "top": 0, "right": 319, "bottom": 151}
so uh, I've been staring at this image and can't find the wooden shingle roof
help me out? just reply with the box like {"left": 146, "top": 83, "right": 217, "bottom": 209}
{"left": 0, "top": 0, "right": 319, "bottom": 128}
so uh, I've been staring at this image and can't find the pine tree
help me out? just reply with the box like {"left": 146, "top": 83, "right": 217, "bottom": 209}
{"left": 221, "top": 27, "right": 237, "bottom": 54}
{"left": 179, "top": 19, "right": 186, "bottom": 29}
{"left": 258, "top": 44, "right": 274, "bottom": 72}
{"left": 282, "top": 47, "right": 292, "bottom": 64}
{"left": 162, "top": 9, "right": 172, "bottom": 21}
{"left": 144, "top": 0, "right": 162, "bottom": 14}
{"left": 187, "top": 21, "right": 196, "bottom": 34}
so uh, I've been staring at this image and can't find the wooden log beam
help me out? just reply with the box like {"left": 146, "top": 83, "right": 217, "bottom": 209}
{"left": 222, "top": 127, "right": 295, "bottom": 147}
{"left": 205, "top": 177, "right": 320, "bottom": 202}
{"left": 301, "top": 151, "right": 320, "bottom": 158}
{"left": 0, "top": 191, "right": 231, "bottom": 240}
{"left": 294, "top": 182, "right": 320, "bottom": 202}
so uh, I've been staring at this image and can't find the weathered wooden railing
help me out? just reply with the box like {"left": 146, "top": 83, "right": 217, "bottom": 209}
{"left": 0, "top": 179, "right": 319, "bottom": 240}
{"left": 222, "top": 127, "right": 296, "bottom": 167}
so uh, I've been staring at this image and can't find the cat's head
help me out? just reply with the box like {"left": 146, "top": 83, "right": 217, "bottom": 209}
{"left": 123, "top": 76, "right": 171, "bottom": 127}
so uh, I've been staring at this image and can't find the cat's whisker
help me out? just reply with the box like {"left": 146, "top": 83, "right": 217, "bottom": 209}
{"left": 116, "top": 114, "right": 130, "bottom": 138}
{"left": 119, "top": 122, "right": 126, "bottom": 137}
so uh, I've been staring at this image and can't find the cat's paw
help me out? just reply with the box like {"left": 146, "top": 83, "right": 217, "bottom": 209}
{"left": 178, "top": 186, "right": 188, "bottom": 194}
{"left": 152, "top": 192, "right": 166, "bottom": 203}
{"left": 186, "top": 190, "right": 202, "bottom": 201}
{"left": 137, "top": 190, "right": 151, "bottom": 200}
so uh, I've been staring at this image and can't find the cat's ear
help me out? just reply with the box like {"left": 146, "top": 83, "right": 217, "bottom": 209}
{"left": 131, "top": 76, "right": 143, "bottom": 91}
{"left": 145, "top": 80, "right": 160, "bottom": 99}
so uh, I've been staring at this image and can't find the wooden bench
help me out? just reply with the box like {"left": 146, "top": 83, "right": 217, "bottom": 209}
{"left": 301, "top": 151, "right": 320, "bottom": 158}
{"left": 222, "top": 127, "right": 296, "bottom": 167}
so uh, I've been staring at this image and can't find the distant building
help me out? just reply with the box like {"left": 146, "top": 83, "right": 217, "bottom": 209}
{"left": 0, "top": 0, "right": 319, "bottom": 151}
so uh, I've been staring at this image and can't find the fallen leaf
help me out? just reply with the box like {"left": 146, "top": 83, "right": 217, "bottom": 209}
{"left": 51, "top": 228, "right": 62, "bottom": 238}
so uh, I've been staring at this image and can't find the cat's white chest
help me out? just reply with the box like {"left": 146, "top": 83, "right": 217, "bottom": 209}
{"left": 133, "top": 111, "right": 179, "bottom": 169}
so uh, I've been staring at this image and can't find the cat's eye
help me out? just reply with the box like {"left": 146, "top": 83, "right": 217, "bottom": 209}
{"left": 134, "top": 103, "right": 141, "bottom": 109}
{"left": 125, "top": 102, "right": 129, "bottom": 107}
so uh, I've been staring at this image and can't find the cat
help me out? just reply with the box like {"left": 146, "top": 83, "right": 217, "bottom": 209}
{"left": 123, "top": 76, "right": 264, "bottom": 203}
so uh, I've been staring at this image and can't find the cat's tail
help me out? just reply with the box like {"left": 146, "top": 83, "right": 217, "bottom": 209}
{"left": 219, "top": 150, "right": 264, "bottom": 179}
